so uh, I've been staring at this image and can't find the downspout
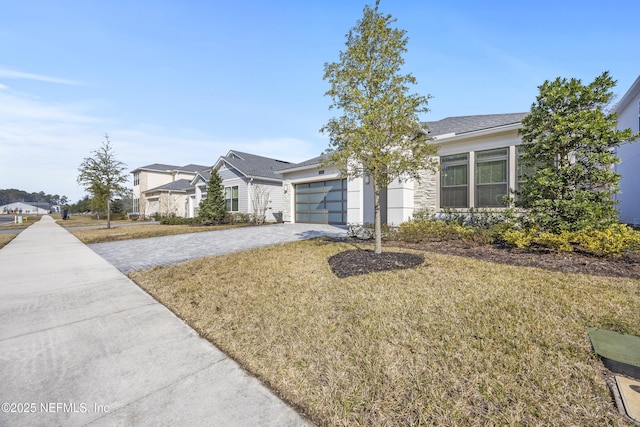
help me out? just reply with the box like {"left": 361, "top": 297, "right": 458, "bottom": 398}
{"left": 249, "top": 177, "right": 253, "bottom": 217}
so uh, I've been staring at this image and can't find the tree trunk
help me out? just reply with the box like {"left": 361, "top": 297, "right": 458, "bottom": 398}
{"left": 106, "top": 195, "right": 111, "bottom": 229}
{"left": 373, "top": 178, "right": 382, "bottom": 254}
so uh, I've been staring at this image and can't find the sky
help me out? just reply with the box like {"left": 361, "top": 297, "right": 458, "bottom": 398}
{"left": 0, "top": 1, "right": 638, "bottom": 203}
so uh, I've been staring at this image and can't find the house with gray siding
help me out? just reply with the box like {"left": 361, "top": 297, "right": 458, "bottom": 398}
{"left": 210, "top": 151, "right": 293, "bottom": 222}
{"left": 278, "top": 113, "right": 528, "bottom": 225}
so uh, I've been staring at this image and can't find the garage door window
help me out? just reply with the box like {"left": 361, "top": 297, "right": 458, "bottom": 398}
{"left": 295, "top": 179, "right": 347, "bottom": 224}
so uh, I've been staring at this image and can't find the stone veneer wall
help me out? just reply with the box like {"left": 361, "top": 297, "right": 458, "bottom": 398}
{"left": 413, "top": 168, "right": 438, "bottom": 212}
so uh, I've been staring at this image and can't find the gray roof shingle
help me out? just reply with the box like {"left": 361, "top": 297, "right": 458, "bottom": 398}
{"left": 219, "top": 151, "right": 292, "bottom": 180}
{"left": 133, "top": 163, "right": 210, "bottom": 173}
{"left": 423, "top": 112, "right": 528, "bottom": 137}
{"left": 279, "top": 113, "right": 528, "bottom": 171}
{"left": 180, "top": 164, "right": 211, "bottom": 172}
{"left": 145, "top": 179, "right": 193, "bottom": 193}
{"left": 276, "top": 153, "right": 329, "bottom": 172}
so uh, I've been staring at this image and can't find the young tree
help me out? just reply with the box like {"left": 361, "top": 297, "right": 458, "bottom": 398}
{"left": 251, "top": 183, "right": 270, "bottom": 225}
{"left": 321, "top": 1, "right": 437, "bottom": 254}
{"left": 198, "top": 169, "right": 226, "bottom": 224}
{"left": 517, "top": 72, "right": 638, "bottom": 232}
{"left": 77, "top": 134, "right": 129, "bottom": 228}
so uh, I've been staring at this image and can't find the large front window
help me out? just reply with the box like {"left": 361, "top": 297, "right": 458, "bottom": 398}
{"left": 441, "top": 154, "right": 468, "bottom": 208}
{"left": 225, "top": 186, "right": 238, "bottom": 211}
{"left": 476, "top": 148, "right": 508, "bottom": 207}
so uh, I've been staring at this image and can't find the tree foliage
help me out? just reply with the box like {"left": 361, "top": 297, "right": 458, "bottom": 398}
{"left": 77, "top": 134, "right": 129, "bottom": 228}
{"left": 322, "top": 1, "right": 437, "bottom": 253}
{"left": 198, "top": 169, "right": 226, "bottom": 224}
{"left": 0, "top": 189, "right": 68, "bottom": 206}
{"left": 517, "top": 72, "right": 639, "bottom": 232}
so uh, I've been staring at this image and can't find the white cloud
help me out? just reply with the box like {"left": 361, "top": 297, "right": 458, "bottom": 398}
{"left": 0, "top": 67, "right": 83, "bottom": 85}
{"left": 0, "top": 88, "right": 322, "bottom": 203}
{"left": 0, "top": 91, "right": 103, "bottom": 124}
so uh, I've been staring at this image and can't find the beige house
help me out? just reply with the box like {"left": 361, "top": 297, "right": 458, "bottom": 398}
{"left": 131, "top": 163, "right": 209, "bottom": 218}
{"left": 278, "top": 113, "right": 528, "bottom": 225}
{"left": 131, "top": 152, "right": 291, "bottom": 221}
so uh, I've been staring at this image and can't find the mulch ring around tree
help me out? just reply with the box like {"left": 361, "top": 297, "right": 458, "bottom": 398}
{"left": 328, "top": 249, "right": 425, "bottom": 278}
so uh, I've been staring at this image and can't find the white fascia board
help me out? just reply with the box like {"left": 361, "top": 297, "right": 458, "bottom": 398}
{"left": 246, "top": 176, "right": 284, "bottom": 184}
{"left": 614, "top": 75, "right": 640, "bottom": 113}
{"left": 431, "top": 123, "right": 523, "bottom": 145}
{"left": 278, "top": 163, "right": 324, "bottom": 175}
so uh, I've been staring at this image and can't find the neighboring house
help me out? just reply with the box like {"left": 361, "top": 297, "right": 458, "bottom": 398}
{"left": 278, "top": 113, "right": 528, "bottom": 225}
{"left": 210, "top": 150, "right": 293, "bottom": 222}
{"left": 131, "top": 163, "right": 210, "bottom": 218}
{"left": 0, "top": 201, "right": 51, "bottom": 215}
{"left": 185, "top": 169, "right": 212, "bottom": 218}
{"left": 142, "top": 179, "right": 193, "bottom": 218}
{"left": 614, "top": 74, "right": 640, "bottom": 225}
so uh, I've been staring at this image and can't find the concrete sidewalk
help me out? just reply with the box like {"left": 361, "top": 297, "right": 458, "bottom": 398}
{"left": 0, "top": 216, "right": 312, "bottom": 426}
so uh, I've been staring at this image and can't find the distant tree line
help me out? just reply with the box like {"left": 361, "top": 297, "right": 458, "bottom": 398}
{"left": 0, "top": 189, "right": 68, "bottom": 207}
{"left": 67, "top": 194, "right": 132, "bottom": 215}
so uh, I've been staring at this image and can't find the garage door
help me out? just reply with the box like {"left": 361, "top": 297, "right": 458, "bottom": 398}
{"left": 295, "top": 179, "right": 347, "bottom": 224}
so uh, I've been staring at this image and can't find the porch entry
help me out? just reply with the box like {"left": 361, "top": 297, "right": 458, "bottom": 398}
{"left": 295, "top": 179, "right": 347, "bottom": 224}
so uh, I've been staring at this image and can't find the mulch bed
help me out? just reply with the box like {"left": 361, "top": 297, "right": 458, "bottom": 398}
{"left": 326, "top": 237, "right": 640, "bottom": 280}
{"left": 328, "top": 249, "right": 425, "bottom": 278}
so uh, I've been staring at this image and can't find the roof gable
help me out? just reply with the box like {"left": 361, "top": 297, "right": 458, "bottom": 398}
{"left": 191, "top": 169, "right": 212, "bottom": 185}
{"left": 215, "top": 150, "right": 292, "bottom": 181}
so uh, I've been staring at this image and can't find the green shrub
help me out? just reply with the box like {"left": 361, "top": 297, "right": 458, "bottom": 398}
{"left": 159, "top": 216, "right": 199, "bottom": 225}
{"left": 397, "top": 220, "right": 479, "bottom": 243}
{"left": 499, "top": 228, "right": 535, "bottom": 249}
{"left": 226, "top": 212, "right": 251, "bottom": 224}
{"left": 439, "top": 208, "right": 468, "bottom": 226}
{"left": 110, "top": 213, "right": 128, "bottom": 220}
{"left": 410, "top": 208, "right": 435, "bottom": 222}
{"left": 348, "top": 223, "right": 397, "bottom": 240}
{"left": 574, "top": 224, "right": 640, "bottom": 256}
{"left": 532, "top": 231, "right": 574, "bottom": 252}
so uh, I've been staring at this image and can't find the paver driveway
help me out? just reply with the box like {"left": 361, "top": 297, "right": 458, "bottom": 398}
{"left": 89, "top": 223, "right": 347, "bottom": 273}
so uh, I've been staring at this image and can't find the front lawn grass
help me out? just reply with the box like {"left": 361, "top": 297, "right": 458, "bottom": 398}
{"left": 56, "top": 216, "right": 140, "bottom": 228}
{"left": 0, "top": 233, "right": 18, "bottom": 249}
{"left": 70, "top": 223, "right": 248, "bottom": 244}
{"left": 130, "top": 239, "right": 639, "bottom": 426}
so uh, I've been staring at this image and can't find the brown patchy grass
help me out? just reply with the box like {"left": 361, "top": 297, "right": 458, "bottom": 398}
{"left": 130, "top": 238, "right": 639, "bottom": 426}
{"left": 0, "top": 214, "right": 41, "bottom": 230}
{"left": 70, "top": 223, "right": 248, "bottom": 244}
{"left": 56, "top": 216, "right": 136, "bottom": 228}
{"left": 0, "top": 233, "right": 18, "bottom": 249}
